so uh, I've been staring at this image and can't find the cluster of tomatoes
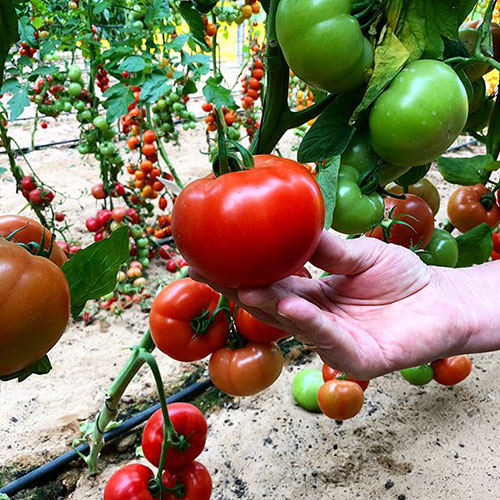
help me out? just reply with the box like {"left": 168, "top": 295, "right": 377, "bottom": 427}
{"left": 240, "top": 44, "right": 264, "bottom": 138}
{"left": 241, "top": 0, "right": 261, "bottom": 19}
{"left": 202, "top": 15, "right": 217, "bottom": 47}
{"left": 201, "top": 102, "right": 240, "bottom": 139}
{"left": 85, "top": 206, "right": 138, "bottom": 243}
{"left": 401, "top": 356, "right": 473, "bottom": 386}
{"left": 19, "top": 41, "right": 37, "bottom": 58}
{"left": 96, "top": 64, "right": 110, "bottom": 93}
{"left": 158, "top": 243, "right": 188, "bottom": 273}
{"left": 19, "top": 175, "right": 55, "bottom": 207}
{"left": 105, "top": 403, "right": 212, "bottom": 500}
{"left": 29, "top": 74, "right": 72, "bottom": 119}
{"left": 55, "top": 239, "right": 82, "bottom": 259}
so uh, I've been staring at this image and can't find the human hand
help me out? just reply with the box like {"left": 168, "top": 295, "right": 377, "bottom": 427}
{"left": 190, "top": 231, "right": 474, "bottom": 379}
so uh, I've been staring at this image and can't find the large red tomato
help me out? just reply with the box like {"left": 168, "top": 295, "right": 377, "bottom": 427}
{"left": 171, "top": 155, "right": 325, "bottom": 288}
{"left": 0, "top": 215, "right": 67, "bottom": 267}
{"left": 163, "top": 461, "right": 212, "bottom": 500}
{"left": 234, "top": 308, "right": 288, "bottom": 343}
{"left": 104, "top": 464, "right": 156, "bottom": 500}
{"left": 142, "top": 403, "right": 207, "bottom": 470}
{"left": 367, "top": 194, "right": 434, "bottom": 248}
{"left": 0, "top": 238, "right": 70, "bottom": 376}
{"left": 149, "top": 278, "right": 229, "bottom": 362}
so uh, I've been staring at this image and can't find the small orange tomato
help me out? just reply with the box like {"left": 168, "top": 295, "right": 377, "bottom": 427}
{"left": 317, "top": 380, "right": 364, "bottom": 420}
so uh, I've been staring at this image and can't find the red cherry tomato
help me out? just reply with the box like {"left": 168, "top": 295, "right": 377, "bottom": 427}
{"left": 317, "top": 380, "right": 364, "bottom": 420}
{"left": 91, "top": 182, "right": 106, "bottom": 199}
{"left": 431, "top": 355, "right": 472, "bottom": 386}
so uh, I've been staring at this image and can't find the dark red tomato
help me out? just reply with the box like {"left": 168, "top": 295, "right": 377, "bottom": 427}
{"left": 172, "top": 155, "right": 324, "bottom": 288}
{"left": 322, "top": 364, "right": 370, "bottom": 391}
{"left": 234, "top": 308, "right": 288, "bottom": 342}
{"left": 162, "top": 461, "right": 212, "bottom": 500}
{"left": 431, "top": 355, "right": 472, "bottom": 386}
{"left": 0, "top": 215, "right": 67, "bottom": 267}
{"left": 104, "top": 464, "right": 156, "bottom": 500}
{"left": 367, "top": 194, "right": 434, "bottom": 248}
{"left": 142, "top": 403, "right": 207, "bottom": 470}
{"left": 149, "top": 278, "right": 229, "bottom": 362}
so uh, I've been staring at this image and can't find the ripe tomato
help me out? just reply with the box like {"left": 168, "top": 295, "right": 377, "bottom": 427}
{"left": 143, "top": 143, "right": 157, "bottom": 157}
{"left": 322, "top": 364, "right": 369, "bottom": 391}
{"left": 234, "top": 308, "right": 288, "bottom": 343}
{"left": 112, "top": 207, "right": 127, "bottom": 223}
{"left": 209, "top": 341, "right": 284, "bottom": 396}
{"left": 91, "top": 183, "right": 106, "bottom": 199}
{"left": 163, "top": 461, "right": 212, "bottom": 500}
{"left": 253, "top": 68, "right": 264, "bottom": 80}
{"left": 242, "top": 96, "right": 254, "bottom": 109}
{"left": 142, "top": 403, "right": 207, "bottom": 470}
{"left": 172, "top": 155, "right": 324, "bottom": 288}
{"left": 128, "top": 136, "right": 140, "bottom": 150}
{"left": 104, "top": 464, "right": 156, "bottom": 500}
{"left": 143, "top": 129, "right": 157, "bottom": 144}
{"left": 149, "top": 278, "right": 229, "bottom": 362}
{"left": 447, "top": 184, "right": 500, "bottom": 233}
{"left": 0, "top": 239, "right": 70, "bottom": 376}
{"left": 367, "top": 194, "right": 434, "bottom": 249}
{"left": 201, "top": 102, "right": 213, "bottom": 112}
{"left": 317, "top": 380, "right": 364, "bottom": 420}
{"left": 431, "top": 355, "right": 472, "bottom": 386}
{"left": 0, "top": 215, "right": 67, "bottom": 267}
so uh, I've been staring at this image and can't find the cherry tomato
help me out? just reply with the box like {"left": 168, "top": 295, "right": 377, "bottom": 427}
{"left": 322, "top": 364, "right": 369, "bottom": 391}
{"left": 400, "top": 364, "right": 434, "bottom": 385}
{"left": 112, "top": 206, "right": 127, "bottom": 223}
{"left": 209, "top": 341, "right": 284, "bottom": 396}
{"left": 142, "top": 403, "right": 207, "bottom": 470}
{"left": 234, "top": 308, "right": 288, "bottom": 343}
{"left": 91, "top": 182, "right": 106, "bottom": 199}
{"left": 292, "top": 368, "right": 324, "bottom": 412}
{"left": 317, "top": 380, "right": 364, "bottom": 420}
{"left": 431, "top": 355, "right": 472, "bottom": 386}
{"left": 143, "top": 129, "right": 157, "bottom": 144}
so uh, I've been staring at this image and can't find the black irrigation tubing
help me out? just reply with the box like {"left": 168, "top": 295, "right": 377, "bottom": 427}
{"left": 0, "top": 378, "right": 213, "bottom": 498}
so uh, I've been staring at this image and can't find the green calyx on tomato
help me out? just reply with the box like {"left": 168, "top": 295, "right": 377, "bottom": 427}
{"left": 276, "top": 0, "right": 373, "bottom": 93}
{"left": 292, "top": 368, "right": 324, "bottom": 412}
{"left": 418, "top": 228, "right": 459, "bottom": 268}
{"left": 369, "top": 60, "right": 468, "bottom": 167}
{"left": 400, "top": 364, "right": 434, "bottom": 386}
{"left": 331, "top": 164, "right": 384, "bottom": 234}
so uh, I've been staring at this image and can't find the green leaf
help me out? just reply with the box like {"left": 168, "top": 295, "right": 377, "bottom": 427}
{"left": 178, "top": 1, "right": 209, "bottom": 49}
{"left": 351, "top": 28, "right": 409, "bottom": 121}
{"left": 437, "top": 155, "right": 491, "bottom": 185}
{"left": 1, "top": 77, "right": 21, "bottom": 94}
{"left": 0, "top": 355, "right": 52, "bottom": 382}
{"left": 18, "top": 16, "right": 36, "bottom": 45}
{"left": 203, "top": 76, "right": 235, "bottom": 108}
{"left": 395, "top": 163, "right": 431, "bottom": 187}
{"left": 0, "top": 0, "right": 19, "bottom": 87}
{"left": 140, "top": 72, "right": 168, "bottom": 103}
{"left": 455, "top": 223, "right": 493, "bottom": 267}
{"left": 103, "top": 84, "right": 135, "bottom": 122}
{"left": 297, "top": 92, "right": 362, "bottom": 163}
{"left": 316, "top": 157, "right": 340, "bottom": 229}
{"left": 7, "top": 88, "right": 30, "bottom": 121}
{"left": 62, "top": 227, "right": 130, "bottom": 318}
{"left": 165, "top": 33, "right": 189, "bottom": 51}
{"left": 182, "top": 80, "right": 197, "bottom": 95}
{"left": 119, "top": 56, "right": 147, "bottom": 73}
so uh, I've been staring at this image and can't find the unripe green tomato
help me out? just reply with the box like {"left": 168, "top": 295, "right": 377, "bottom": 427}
{"left": 63, "top": 101, "right": 72, "bottom": 112}
{"left": 132, "top": 20, "right": 144, "bottom": 30}
{"left": 162, "top": 123, "right": 174, "bottom": 133}
{"left": 130, "top": 225, "right": 143, "bottom": 239}
{"left": 136, "top": 237, "right": 149, "bottom": 248}
{"left": 157, "top": 98, "right": 167, "bottom": 110}
{"left": 182, "top": 122, "right": 189, "bottom": 131}
{"left": 68, "top": 82, "right": 83, "bottom": 97}
{"left": 34, "top": 95, "right": 44, "bottom": 105}
{"left": 292, "top": 369, "right": 324, "bottom": 412}
{"left": 179, "top": 109, "right": 188, "bottom": 119}
{"left": 77, "top": 143, "right": 90, "bottom": 154}
{"left": 93, "top": 115, "right": 109, "bottom": 130}
{"left": 99, "top": 141, "right": 115, "bottom": 156}
{"left": 77, "top": 110, "right": 92, "bottom": 123}
{"left": 400, "top": 364, "right": 434, "bottom": 386}
{"left": 468, "top": 77, "right": 487, "bottom": 114}
{"left": 74, "top": 100, "right": 86, "bottom": 111}
{"left": 154, "top": 116, "right": 162, "bottom": 126}
{"left": 188, "top": 112, "right": 196, "bottom": 120}
{"left": 165, "top": 96, "right": 173, "bottom": 106}
{"left": 160, "top": 112, "right": 170, "bottom": 122}
{"left": 189, "top": 121, "right": 196, "bottom": 130}
{"left": 110, "top": 220, "right": 122, "bottom": 232}
{"left": 172, "top": 102, "right": 183, "bottom": 113}
{"left": 85, "top": 128, "right": 99, "bottom": 143}
{"left": 102, "top": 127, "right": 116, "bottom": 140}
{"left": 54, "top": 100, "right": 63, "bottom": 112}
{"left": 139, "top": 257, "right": 150, "bottom": 268}
{"left": 102, "top": 292, "right": 115, "bottom": 301}
{"left": 68, "top": 65, "right": 82, "bottom": 82}
{"left": 170, "top": 93, "right": 180, "bottom": 103}
{"left": 137, "top": 247, "right": 150, "bottom": 258}
{"left": 418, "top": 228, "right": 459, "bottom": 268}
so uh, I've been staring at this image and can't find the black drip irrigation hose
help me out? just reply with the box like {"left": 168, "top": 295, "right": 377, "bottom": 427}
{"left": 0, "top": 378, "right": 213, "bottom": 498}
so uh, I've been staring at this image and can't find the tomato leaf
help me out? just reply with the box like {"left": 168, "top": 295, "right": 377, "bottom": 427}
{"left": 62, "top": 227, "right": 130, "bottom": 318}
{"left": 455, "top": 223, "right": 493, "bottom": 267}
{"left": 351, "top": 28, "right": 409, "bottom": 121}
{"left": 139, "top": 71, "right": 169, "bottom": 103}
{"left": 297, "top": 92, "right": 361, "bottom": 163}
{"left": 0, "top": 0, "right": 18, "bottom": 88}
{"left": 178, "top": 1, "right": 209, "bottom": 50}
{"left": 118, "top": 56, "right": 146, "bottom": 73}
{"left": 316, "top": 157, "right": 340, "bottom": 229}
{"left": 437, "top": 155, "right": 491, "bottom": 185}
{"left": 103, "top": 83, "right": 135, "bottom": 122}
{"left": 203, "top": 76, "right": 236, "bottom": 108}
{"left": 6, "top": 87, "right": 30, "bottom": 121}
{"left": 0, "top": 355, "right": 52, "bottom": 382}
{"left": 395, "top": 163, "right": 431, "bottom": 187}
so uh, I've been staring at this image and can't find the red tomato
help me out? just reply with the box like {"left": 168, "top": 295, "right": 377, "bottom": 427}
{"left": 143, "top": 129, "right": 157, "bottom": 144}
{"left": 143, "top": 143, "right": 157, "bottom": 157}
{"left": 202, "top": 102, "right": 213, "bottom": 112}
{"left": 163, "top": 461, "right": 212, "bottom": 500}
{"left": 322, "top": 364, "right": 370, "bottom": 391}
{"left": 91, "top": 182, "right": 106, "bottom": 199}
{"left": 235, "top": 308, "right": 288, "bottom": 342}
{"left": 209, "top": 341, "right": 284, "bottom": 396}
{"left": 104, "top": 464, "right": 156, "bottom": 500}
{"left": 128, "top": 136, "right": 141, "bottom": 150}
{"left": 367, "top": 194, "right": 434, "bottom": 248}
{"left": 431, "top": 355, "right": 472, "bottom": 386}
{"left": 248, "top": 77, "right": 261, "bottom": 90}
{"left": 21, "top": 175, "right": 36, "bottom": 191}
{"left": 149, "top": 278, "right": 230, "bottom": 361}
{"left": 242, "top": 96, "right": 254, "bottom": 109}
{"left": 171, "top": 155, "right": 324, "bottom": 288}
{"left": 253, "top": 68, "right": 264, "bottom": 80}
{"left": 142, "top": 403, "right": 207, "bottom": 470}
{"left": 317, "top": 380, "right": 364, "bottom": 420}
{"left": 112, "top": 206, "right": 127, "bottom": 222}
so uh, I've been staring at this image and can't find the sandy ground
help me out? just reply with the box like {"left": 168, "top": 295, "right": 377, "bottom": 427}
{"left": 1, "top": 101, "right": 500, "bottom": 500}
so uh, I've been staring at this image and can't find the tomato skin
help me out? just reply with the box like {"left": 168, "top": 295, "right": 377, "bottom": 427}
{"left": 387, "top": 178, "right": 440, "bottom": 215}
{"left": 322, "top": 364, "right": 369, "bottom": 391}
{"left": 235, "top": 308, "right": 288, "bottom": 343}
{"left": 276, "top": 0, "right": 373, "bottom": 93}
{"left": 400, "top": 364, "right": 434, "bottom": 386}
{"left": 171, "top": 155, "right": 324, "bottom": 288}
{"left": 163, "top": 461, "right": 212, "bottom": 500}
{"left": 104, "top": 464, "right": 156, "bottom": 500}
{"left": 431, "top": 355, "right": 472, "bottom": 386}
{"left": 0, "top": 239, "right": 70, "bottom": 376}
{"left": 367, "top": 194, "right": 435, "bottom": 249}
{"left": 149, "top": 278, "right": 229, "bottom": 362}
{"left": 369, "top": 60, "right": 468, "bottom": 167}
{"left": 419, "top": 228, "right": 459, "bottom": 267}
{"left": 317, "top": 380, "right": 364, "bottom": 420}
{"left": 0, "top": 215, "right": 67, "bottom": 267}
{"left": 209, "top": 342, "right": 284, "bottom": 396}
{"left": 142, "top": 403, "right": 207, "bottom": 470}
{"left": 447, "top": 184, "right": 500, "bottom": 233}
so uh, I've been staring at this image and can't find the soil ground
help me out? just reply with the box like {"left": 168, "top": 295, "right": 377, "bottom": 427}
{"left": 1, "top": 91, "right": 500, "bottom": 500}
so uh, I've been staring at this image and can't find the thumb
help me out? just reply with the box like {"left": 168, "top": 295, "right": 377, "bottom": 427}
{"left": 309, "top": 230, "right": 385, "bottom": 276}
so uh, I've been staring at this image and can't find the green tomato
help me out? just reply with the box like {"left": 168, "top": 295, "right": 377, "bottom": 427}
{"left": 99, "top": 141, "right": 115, "bottom": 156}
{"left": 292, "top": 369, "right": 324, "bottom": 412}
{"left": 68, "top": 82, "right": 83, "bottom": 97}
{"left": 136, "top": 237, "right": 149, "bottom": 248}
{"left": 84, "top": 128, "right": 99, "bottom": 143}
{"left": 137, "top": 247, "right": 149, "bottom": 258}
{"left": 131, "top": 225, "right": 143, "bottom": 239}
{"left": 189, "top": 121, "right": 196, "bottom": 130}
{"left": 132, "top": 20, "right": 144, "bottom": 30}
{"left": 102, "top": 292, "right": 115, "bottom": 301}
{"left": 63, "top": 101, "right": 73, "bottom": 112}
{"left": 331, "top": 164, "right": 384, "bottom": 234}
{"left": 77, "top": 142, "right": 90, "bottom": 154}
{"left": 102, "top": 127, "right": 116, "bottom": 140}
{"left": 110, "top": 221, "right": 122, "bottom": 232}
{"left": 276, "top": 0, "right": 373, "bottom": 93}
{"left": 418, "top": 228, "right": 459, "bottom": 268}
{"left": 68, "top": 65, "right": 82, "bottom": 82}
{"left": 400, "top": 364, "right": 434, "bottom": 386}
{"left": 162, "top": 122, "right": 174, "bottom": 133}
{"left": 93, "top": 115, "right": 109, "bottom": 130}
{"left": 139, "top": 257, "right": 150, "bottom": 268}
{"left": 369, "top": 60, "right": 468, "bottom": 168}
{"left": 74, "top": 100, "right": 86, "bottom": 111}
{"left": 172, "top": 102, "right": 183, "bottom": 113}
{"left": 77, "top": 110, "right": 92, "bottom": 123}
{"left": 157, "top": 98, "right": 167, "bottom": 110}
